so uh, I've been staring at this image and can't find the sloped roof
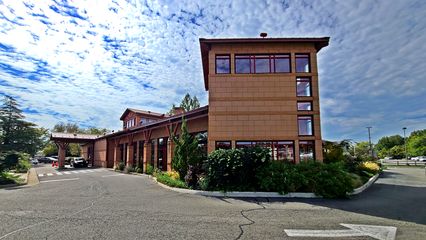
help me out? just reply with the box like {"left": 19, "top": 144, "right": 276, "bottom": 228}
{"left": 119, "top": 108, "right": 166, "bottom": 120}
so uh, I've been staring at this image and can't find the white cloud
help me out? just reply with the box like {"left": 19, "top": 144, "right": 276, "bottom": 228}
{"left": 0, "top": 0, "right": 425, "bottom": 140}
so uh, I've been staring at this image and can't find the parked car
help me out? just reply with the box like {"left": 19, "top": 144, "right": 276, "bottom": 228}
{"left": 416, "top": 156, "right": 426, "bottom": 162}
{"left": 71, "top": 157, "right": 88, "bottom": 168}
{"left": 31, "top": 158, "right": 38, "bottom": 165}
{"left": 37, "top": 157, "right": 50, "bottom": 163}
{"left": 46, "top": 157, "right": 57, "bottom": 163}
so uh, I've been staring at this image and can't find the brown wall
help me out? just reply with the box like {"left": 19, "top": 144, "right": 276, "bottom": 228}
{"left": 93, "top": 139, "right": 107, "bottom": 167}
{"left": 207, "top": 42, "right": 323, "bottom": 162}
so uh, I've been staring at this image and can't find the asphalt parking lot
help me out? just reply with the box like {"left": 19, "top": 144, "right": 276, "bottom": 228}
{"left": 0, "top": 165, "right": 425, "bottom": 239}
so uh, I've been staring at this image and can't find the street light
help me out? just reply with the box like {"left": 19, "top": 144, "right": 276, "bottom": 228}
{"left": 366, "top": 127, "right": 373, "bottom": 159}
{"left": 403, "top": 127, "right": 407, "bottom": 160}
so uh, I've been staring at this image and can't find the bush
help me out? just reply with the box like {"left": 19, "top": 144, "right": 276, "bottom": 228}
{"left": 205, "top": 147, "right": 270, "bottom": 191}
{"left": 0, "top": 151, "right": 20, "bottom": 171}
{"left": 145, "top": 164, "right": 154, "bottom": 175}
{"left": 15, "top": 159, "right": 31, "bottom": 173}
{"left": 166, "top": 170, "right": 180, "bottom": 180}
{"left": 256, "top": 161, "right": 304, "bottom": 194}
{"left": 350, "top": 173, "right": 364, "bottom": 188}
{"left": 0, "top": 171, "right": 20, "bottom": 185}
{"left": 135, "top": 166, "right": 143, "bottom": 173}
{"left": 155, "top": 172, "right": 187, "bottom": 188}
{"left": 115, "top": 162, "right": 125, "bottom": 171}
{"left": 358, "top": 161, "right": 380, "bottom": 174}
{"left": 124, "top": 166, "right": 135, "bottom": 173}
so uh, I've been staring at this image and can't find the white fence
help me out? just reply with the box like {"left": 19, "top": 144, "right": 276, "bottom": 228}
{"left": 380, "top": 159, "right": 426, "bottom": 166}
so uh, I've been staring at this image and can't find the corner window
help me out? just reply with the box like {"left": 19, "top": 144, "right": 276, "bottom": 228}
{"left": 295, "top": 53, "right": 310, "bottom": 72}
{"left": 298, "top": 116, "right": 313, "bottom": 136}
{"left": 296, "top": 77, "right": 312, "bottom": 97}
{"left": 216, "top": 141, "right": 232, "bottom": 150}
{"left": 235, "top": 141, "right": 294, "bottom": 162}
{"left": 215, "top": 55, "right": 230, "bottom": 74}
{"left": 297, "top": 101, "right": 312, "bottom": 111}
{"left": 299, "top": 141, "right": 315, "bottom": 161}
{"left": 235, "top": 54, "right": 290, "bottom": 74}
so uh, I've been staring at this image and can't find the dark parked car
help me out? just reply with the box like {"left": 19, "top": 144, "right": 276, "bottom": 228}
{"left": 38, "top": 157, "right": 51, "bottom": 163}
{"left": 71, "top": 157, "right": 88, "bottom": 168}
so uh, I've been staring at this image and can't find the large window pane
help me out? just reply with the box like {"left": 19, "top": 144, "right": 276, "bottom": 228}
{"left": 275, "top": 57, "right": 290, "bottom": 72}
{"left": 298, "top": 116, "right": 313, "bottom": 136}
{"left": 299, "top": 141, "right": 314, "bottom": 161}
{"left": 255, "top": 58, "right": 269, "bottom": 73}
{"left": 235, "top": 57, "right": 251, "bottom": 73}
{"left": 296, "top": 77, "right": 311, "bottom": 96}
{"left": 275, "top": 141, "right": 294, "bottom": 162}
{"left": 215, "top": 55, "right": 230, "bottom": 74}
{"left": 296, "top": 54, "right": 310, "bottom": 72}
{"left": 297, "top": 101, "right": 312, "bottom": 111}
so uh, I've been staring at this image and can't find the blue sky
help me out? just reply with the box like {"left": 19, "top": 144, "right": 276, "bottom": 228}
{"left": 0, "top": 0, "right": 425, "bottom": 142}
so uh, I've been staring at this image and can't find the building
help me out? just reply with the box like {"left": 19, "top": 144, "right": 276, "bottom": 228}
{"left": 80, "top": 36, "right": 329, "bottom": 172}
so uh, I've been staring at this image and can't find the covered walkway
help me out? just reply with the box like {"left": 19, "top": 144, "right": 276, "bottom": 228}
{"left": 50, "top": 133, "right": 100, "bottom": 167}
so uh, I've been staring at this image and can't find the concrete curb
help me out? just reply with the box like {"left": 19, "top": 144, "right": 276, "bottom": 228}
{"left": 350, "top": 173, "right": 380, "bottom": 195}
{"left": 27, "top": 168, "right": 40, "bottom": 186}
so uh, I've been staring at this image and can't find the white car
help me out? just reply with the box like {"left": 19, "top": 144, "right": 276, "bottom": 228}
{"left": 31, "top": 158, "right": 39, "bottom": 165}
{"left": 416, "top": 156, "right": 426, "bottom": 162}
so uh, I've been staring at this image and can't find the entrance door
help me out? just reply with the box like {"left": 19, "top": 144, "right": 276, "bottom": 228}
{"left": 157, "top": 137, "right": 168, "bottom": 171}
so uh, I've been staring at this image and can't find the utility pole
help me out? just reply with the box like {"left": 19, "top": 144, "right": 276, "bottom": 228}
{"left": 366, "top": 127, "right": 373, "bottom": 159}
{"left": 403, "top": 127, "right": 407, "bottom": 160}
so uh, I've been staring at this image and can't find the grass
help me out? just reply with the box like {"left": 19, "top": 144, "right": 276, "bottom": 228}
{"left": 155, "top": 172, "right": 188, "bottom": 189}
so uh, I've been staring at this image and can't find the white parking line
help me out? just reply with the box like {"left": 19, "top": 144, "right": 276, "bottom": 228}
{"left": 71, "top": 171, "right": 79, "bottom": 174}
{"left": 101, "top": 174, "right": 125, "bottom": 177}
{"left": 64, "top": 172, "right": 71, "bottom": 175}
{"left": 40, "top": 178, "right": 79, "bottom": 183}
{"left": 86, "top": 170, "right": 94, "bottom": 173}
{"left": 56, "top": 172, "right": 63, "bottom": 175}
{"left": 46, "top": 173, "right": 53, "bottom": 176}
{"left": 38, "top": 174, "right": 43, "bottom": 177}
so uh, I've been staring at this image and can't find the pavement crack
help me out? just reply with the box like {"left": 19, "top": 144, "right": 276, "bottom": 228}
{"left": 235, "top": 201, "right": 266, "bottom": 240}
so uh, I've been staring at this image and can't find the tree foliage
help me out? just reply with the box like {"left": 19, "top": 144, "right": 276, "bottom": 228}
{"left": 169, "top": 93, "right": 200, "bottom": 114}
{"left": 0, "top": 96, "right": 47, "bottom": 156}
{"left": 323, "top": 139, "right": 351, "bottom": 163}
{"left": 172, "top": 118, "right": 202, "bottom": 180}
{"left": 407, "top": 130, "right": 426, "bottom": 156}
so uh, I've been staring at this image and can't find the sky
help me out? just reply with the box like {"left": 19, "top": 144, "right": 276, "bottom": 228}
{"left": 0, "top": 0, "right": 425, "bottom": 142}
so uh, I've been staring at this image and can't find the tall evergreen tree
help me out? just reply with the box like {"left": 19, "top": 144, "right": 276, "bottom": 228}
{"left": 0, "top": 96, "right": 45, "bottom": 155}
{"left": 169, "top": 93, "right": 201, "bottom": 113}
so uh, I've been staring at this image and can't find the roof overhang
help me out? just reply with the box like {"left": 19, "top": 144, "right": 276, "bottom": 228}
{"left": 199, "top": 37, "right": 330, "bottom": 91}
{"left": 50, "top": 133, "right": 100, "bottom": 143}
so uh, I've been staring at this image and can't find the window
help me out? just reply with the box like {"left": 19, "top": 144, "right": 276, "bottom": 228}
{"left": 297, "top": 101, "right": 312, "bottom": 111}
{"left": 295, "top": 53, "right": 310, "bottom": 72}
{"left": 216, "top": 141, "right": 232, "bottom": 150}
{"left": 235, "top": 54, "right": 290, "bottom": 74}
{"left": 298, "top": 116, "right": 313, "bottom": 136}
{"left": 296, "top": 77, "right": 311, "bottom": 97}
{"left": 235, "top": 141, "right": 294, "bottom": 162}
{"left": 299, "top": 141, "right": 315, "bottom": 161}
{"left": 215, "top": 55, "right": 230, "bottom": 74}
{"left": 157, "top": 137, "right": 167, "bottom": 171}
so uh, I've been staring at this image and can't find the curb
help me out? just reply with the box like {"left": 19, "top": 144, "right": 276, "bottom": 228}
{"left": 27, "top": 168, "right": 40, "bottom": 186}
{"left": 349, "top": 173, "right": 379, "bottom": 195}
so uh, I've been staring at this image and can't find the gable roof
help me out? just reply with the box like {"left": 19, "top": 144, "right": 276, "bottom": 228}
{"left": 119, "top": 108, "right": 166, "bottom": 120}
{"left": 199, "top": 37, "right": 330, "bottom": 90}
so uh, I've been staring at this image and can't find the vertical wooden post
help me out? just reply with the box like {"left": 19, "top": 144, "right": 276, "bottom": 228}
{"left": 113, "top": 139, "right": 120, "bottom": 168}
{"left": 56, "top": 142, "right": 69, "bottom": 168}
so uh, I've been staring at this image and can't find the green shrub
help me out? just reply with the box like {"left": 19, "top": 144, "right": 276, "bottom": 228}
{"left": 156, "top": 172, "right": 187, "bottom": 188}
{"left": 350, "top": 173, "right": 364, "bottom": 188}
{"left": 0, "top": 171, "right": 21, "bottom": 185}
{"left": 124, "top": 166, "right": 135, "bottom": 173}
{"left": 197, "top": 175, "right": 209, "bottom": 190}
{"left": 15, "top": 159, "right": 31, "bottom": 173}
{"left": 146, "top": 164, "right": 154, "bottom": 175}
{"left": 135, "top": 166, "right": 143, "bottom": 173}
{"left": 205, "top": 147, "right": 270, "bottom": 191}
{"left": 298, "top": 162, "right": 354, "bottom": 198}
{"left": 256, "top": 161, "right": 304, "bottom": 194}
{"left": 116, "top": 162, "right": 125, "bottom": 171}
{"left": 0, "top": 151, "right": 20, "bottom": 171}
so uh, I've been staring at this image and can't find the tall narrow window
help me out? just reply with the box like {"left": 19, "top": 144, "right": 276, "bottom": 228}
{"left": 274, "top": 55, "right": 291, "bottom": 73}
{"left": 299, "top": 141, "right": 315, "bottom": 161}
{"left": 297, "top": 101, "right": 312, "bottom": 111}
{"left": 298, "top": 116, "right": 313, "bottom": 136}
{"left": 295, "top": 53, "right": 310, "bottom": 72}
{"left": 296, "top": 77, "right": 312, "bottom": 97}
{"left": 235, "top": 55, "right": 251, "bottom": 73}
{"left": 215, "top": 55, "right": 230, "bottom": 74}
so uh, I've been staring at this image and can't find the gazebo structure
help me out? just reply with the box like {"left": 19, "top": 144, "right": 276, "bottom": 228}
{"left": 50, "top": 133, "right": 100, "bottom": 167}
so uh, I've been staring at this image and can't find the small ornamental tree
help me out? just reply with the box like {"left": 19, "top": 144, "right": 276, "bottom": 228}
{"left": 172, "top": 117, "right": 201, "bottom": 180}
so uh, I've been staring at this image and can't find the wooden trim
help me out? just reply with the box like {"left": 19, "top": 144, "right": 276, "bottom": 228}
{"left": 211, "top": 111, "right": 320, "bottom": 116}
{"left": 210, "top": 97, "right": 318, "bottom": 101}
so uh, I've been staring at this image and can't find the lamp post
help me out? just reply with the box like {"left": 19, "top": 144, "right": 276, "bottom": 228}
{"left": 403, "top": 127, "right": 407, "bottom": 160}
{"left": 366, "top": 127, "right": 373, "bottom": 159}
